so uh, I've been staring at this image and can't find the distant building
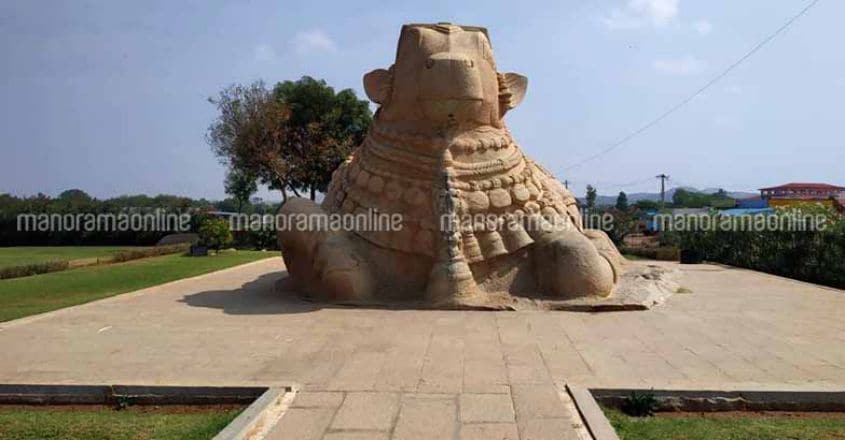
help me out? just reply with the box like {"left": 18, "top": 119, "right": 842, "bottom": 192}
{"left": 718, "top": 208, "right": 775, "bottom": 217}
{"left": 759, "top": 183, "right": 845, "bottom": 208}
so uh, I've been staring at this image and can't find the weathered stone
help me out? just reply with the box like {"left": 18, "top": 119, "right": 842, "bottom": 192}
{"left": 489, "top": 188, "right": 513, "bottom": 208}
{"left": 466, "top": 190, "right": 490, "bottom": 211}
{"left": 277, "top": 23, "right": 625, "bottom": 306}
{"left": 330, "top": 392, "right": 400, "bottom": 431}
{"left": 459, "top": 393, "right": 515, "bottom": 423}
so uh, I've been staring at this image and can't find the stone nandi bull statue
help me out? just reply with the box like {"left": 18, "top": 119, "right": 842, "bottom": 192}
{"left": 278, "top": 23, "right": 624, "bottom": 307}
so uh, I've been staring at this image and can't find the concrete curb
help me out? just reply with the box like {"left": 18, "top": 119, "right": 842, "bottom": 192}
{"left": 0, "top": 383, "right": 296, "bottom": 440}
{"left": 0, "top": 383, "right": 268, "bottom": 405}
{"left": 566, "top": 384, "right": 619, "bottom": 440}
{"left": 0, "top": 256, "right": 282, "bottom": 330}
{"left": 567, "top": 384, "right": 845, "bottom": 440}
{"left": 214, "top": 387, "right": 296, "bottom": 440}
{"left": 591, "top": 387, "right": 845, "bottom": 412}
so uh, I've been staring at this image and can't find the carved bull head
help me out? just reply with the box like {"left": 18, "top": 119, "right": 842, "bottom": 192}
{"left": 364, "top": 23, "right": 527, "bottom": 128}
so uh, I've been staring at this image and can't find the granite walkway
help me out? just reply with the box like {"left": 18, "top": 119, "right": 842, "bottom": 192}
{"left": 0, "top": 257, "right": 842, "bottom": 439}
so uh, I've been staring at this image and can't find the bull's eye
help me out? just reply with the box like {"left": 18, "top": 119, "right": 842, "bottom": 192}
{"left": 425, "top": 59, "right": 434, "bottom": 69}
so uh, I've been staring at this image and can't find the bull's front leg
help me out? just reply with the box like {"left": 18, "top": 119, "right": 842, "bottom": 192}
{"left": 527, "top": 216, "right": 620, "bottom": 299}
{"left": 277, "top": 198, "right": 373, "bottom": 301}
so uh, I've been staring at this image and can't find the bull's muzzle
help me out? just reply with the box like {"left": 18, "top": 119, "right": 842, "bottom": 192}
{"left": 419, "top": 52, "right": 484, "bottom": 123}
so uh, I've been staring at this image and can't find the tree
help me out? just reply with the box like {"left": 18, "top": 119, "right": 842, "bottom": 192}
{"left": 224, "top": 167, "right": 258, "bottom": 213}
{"left": 272, "top": 77, "right": 372, "bottom": 200}
{"left": 207, "top": 81, "right": 299, "bottom": 202}
{"left": 207, "top": 78, "right": 372, "bottom": 203}
{"left": 586, "top": 185, "right": 597, "bottom": 210}
{"left": 56, "top": 189, "right": 95, "bottom": 212}
{"left": 673, "top": 188, "right": 711, "bottom": 208}
{"left": 607, "top": 207, "right": 639, "bottom": 245}
{"left": 615, "top": 191, "right": 629, "bottom": 211}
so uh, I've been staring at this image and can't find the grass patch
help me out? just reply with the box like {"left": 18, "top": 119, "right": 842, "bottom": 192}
{"left": 675, "top": 287, "right": 693, "bottom": 294}
{"left": 623, "top": 254, "right": 647, "bottom": 261}
{"left": 604, "top": 407, "right": 845, "bottom": 440}
{"left": 0, "top": 246, "right": 146, "bottom": 269}
{"left": 0, "top": 251, "right": 274, "bottom": 322}
{"left": 0, "top": 406, "right": 241, "bottom": 440}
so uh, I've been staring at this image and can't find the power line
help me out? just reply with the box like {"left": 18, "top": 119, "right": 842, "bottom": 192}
{"left": 571, "top": 175, "right": 659, "bottom": 190}
{"left": 562, "top": 0, "right": 822, "bottom": 172}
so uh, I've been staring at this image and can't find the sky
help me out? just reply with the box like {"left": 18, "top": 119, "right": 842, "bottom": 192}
{"left": 1, "top": 0, "right": 843, "bottom": 201}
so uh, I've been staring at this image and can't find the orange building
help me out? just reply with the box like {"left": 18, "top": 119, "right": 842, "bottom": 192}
{"left": 760, "top": 183, "right": 845, "bottom": 209}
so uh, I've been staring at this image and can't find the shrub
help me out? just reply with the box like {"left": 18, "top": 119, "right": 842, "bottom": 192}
{"left": 0, "top": 260, "right": 69, "bottom": 280}
{"left": 620, "top": 246, "right": 680, "bottom": 261}
{"left": 111, "top": 244, "right": 189, "bottom": 263}
{"left": 671, "top": 209, "right": 845, "bottom": 288}
{"left": 621, "top": 390, "right": 658, "bottom": 417}
{"left": 198, "top": 218, "right": 233, "bottom": 251}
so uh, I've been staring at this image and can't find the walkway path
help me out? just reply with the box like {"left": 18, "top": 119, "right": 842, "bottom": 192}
{"left": 0, "top": 258, "right": 842, "bottom": 439}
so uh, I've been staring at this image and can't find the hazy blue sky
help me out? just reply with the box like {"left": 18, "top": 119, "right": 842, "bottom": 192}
{"left": 2, "top": 0, "right": 842, "bottom": 200}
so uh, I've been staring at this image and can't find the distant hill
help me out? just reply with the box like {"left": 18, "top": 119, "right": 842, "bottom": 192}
{"left": 579, "top": 187, "right": 758, "bottom": 207}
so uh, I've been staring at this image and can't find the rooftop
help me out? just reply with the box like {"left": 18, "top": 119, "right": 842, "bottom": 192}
{"left": 760, "top": 182, "right": 845, "bottom": 191}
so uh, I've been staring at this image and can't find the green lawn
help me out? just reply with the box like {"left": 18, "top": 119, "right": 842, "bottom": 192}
{"left": 605, "top": 408, "right": 845, "bottom": 440}
{"left": 0, "top": 246, "right": 146, "bottom": 269}
{"left": 0, "top": 251, "right": 274, "bottom": 322}
{"left": 0, "top": 406, "right": 241, "bottom": 440}
{"left": 623, "top": 254, "right": 647, "bottom": 261}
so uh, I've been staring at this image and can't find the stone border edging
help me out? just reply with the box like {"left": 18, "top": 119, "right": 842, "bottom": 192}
{"left": 0, "top": 383, "right": 295, "bottom": 440}
{"left": 566, "top": 384, "right": 845, "bottom": 440}
{"left": 590, "top": 388, "right": 845, "bottom": 412}
{"left": 213, "top": 387, "right": 296, "bottom": 440}
{"left": 566, "top": 384, "right": 619, "bottom": 440}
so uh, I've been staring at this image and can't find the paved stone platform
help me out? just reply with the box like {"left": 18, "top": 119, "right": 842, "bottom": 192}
{"left": 0, "top": 258, "right": 843, "bottom": 439}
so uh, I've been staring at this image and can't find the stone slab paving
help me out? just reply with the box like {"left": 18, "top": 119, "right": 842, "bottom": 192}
{"left": 0, "top": 258, "right": 844, "bottom": 439}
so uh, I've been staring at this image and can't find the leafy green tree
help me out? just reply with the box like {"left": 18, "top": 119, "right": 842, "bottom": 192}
{"left": 586, "top": 185, "right": 597, "bottom": 210}
{"left": 55, "top": 189, "right": 95, "bottom": 213}
{"left": 208, "top": 78, "right": 372, "bottom": 202}
{"left": 635, "top": 199, "right": 661, "bottom": 211}
{"left": 672, "top": 188, "right": 712, "bottom": 208}
{"left": 224, "top": 167, "right": 258, "bottom": 213}
{"left": 198, "top": 218, "right": 233, "bottom": 251}
{"left": 615, "top": 191, "right": 629, "bottom": 211}
{"left": 272, "top": 76, "right": 371, "bottom": 200}
{"left": 207, "top": 81, "right": 299, "bottom": 202}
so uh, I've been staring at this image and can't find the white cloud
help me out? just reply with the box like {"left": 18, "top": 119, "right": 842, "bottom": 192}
{"left": 693, "top": 19, "right": 713, "bottom": 36}
{"left": 600, "top": 0, "right": 713, "bottom": 36}
{"left": 253, "top": 44, "right": 277, "bottom": 62}
{"left": 292, "top": 29, "right": 337, "bottom": 55}
{"left": 601, "top": 0, "right": 679, "bottom": 30}
{"left": 653, "top": 55, "right": 705, "bottom": 75}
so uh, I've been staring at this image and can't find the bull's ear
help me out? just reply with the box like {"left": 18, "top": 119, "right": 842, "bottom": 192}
{"left": 363, "top": 67, "right": 392, "bottom": 104}
{"left": 499, "top": 72, "right": 528, "bottom": 113}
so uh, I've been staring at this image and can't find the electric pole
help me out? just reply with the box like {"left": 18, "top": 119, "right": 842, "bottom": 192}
{"left": 564, "top": 180, "right": 569, "bottom": 190}
{"left": 656, "top": 174, "right": 669, "bottom": 209}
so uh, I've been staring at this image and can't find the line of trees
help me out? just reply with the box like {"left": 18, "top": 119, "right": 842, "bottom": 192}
{"left": 0, "top": 190, "right": 278, "bottom": 246}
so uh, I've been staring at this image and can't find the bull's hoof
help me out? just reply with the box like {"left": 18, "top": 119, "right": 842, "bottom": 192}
{"left": 533, "top": 229, "right": 615, "bottom": 299}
